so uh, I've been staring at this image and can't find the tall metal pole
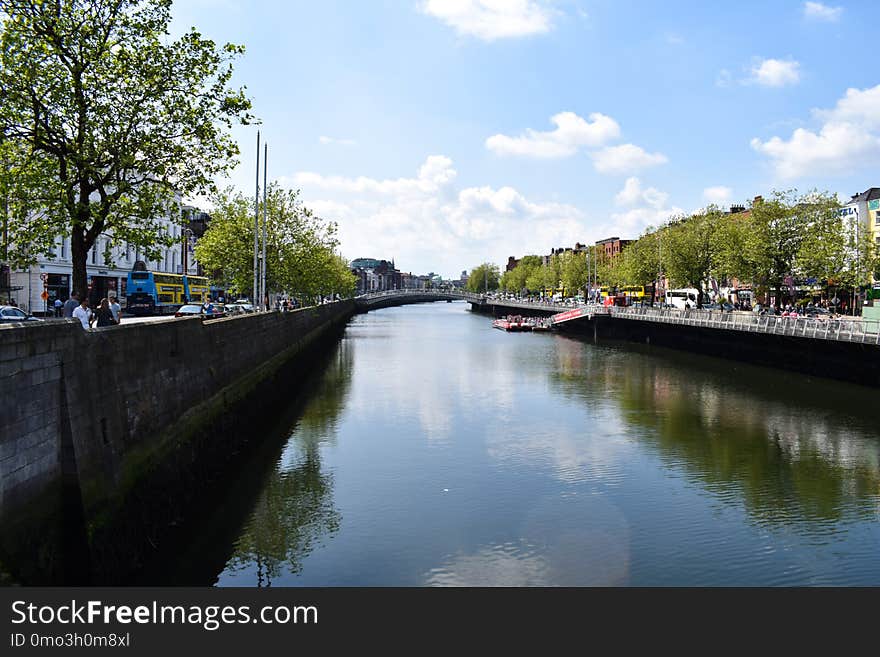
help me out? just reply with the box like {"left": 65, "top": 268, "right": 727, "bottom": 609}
{"left": 253, "top": 131, "right": 260, "bottom": 306}
{"left": 261, "top": 142, "right": 268, "bottom": 310}
{"left": 658, "top": 230, "right": 663, "bottom": 305}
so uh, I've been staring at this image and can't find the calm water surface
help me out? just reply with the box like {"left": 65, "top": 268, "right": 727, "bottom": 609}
{"left": 200, "top": 302, "right": 880, "bottom": 586}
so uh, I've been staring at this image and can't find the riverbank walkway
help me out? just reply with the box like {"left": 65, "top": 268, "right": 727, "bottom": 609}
{"left": 355, "top": 290, "right": 880, "bottom": 345}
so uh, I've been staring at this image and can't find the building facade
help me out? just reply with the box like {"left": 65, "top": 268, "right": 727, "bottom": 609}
{"left": 350, "top": 258, "right": 402, "bottom": 294}
{"left": 6, "top": 201, "right": 209, "bottom": 314}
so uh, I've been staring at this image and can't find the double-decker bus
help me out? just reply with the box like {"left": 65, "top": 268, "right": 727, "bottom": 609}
{"left": 619, "top": 285, "right": 648, "bottom": 299}
{"left": 126, "top": 269, "right": 212, "bottom": 315}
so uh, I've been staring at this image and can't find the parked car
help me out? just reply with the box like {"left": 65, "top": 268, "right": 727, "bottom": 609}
{"left": 223, "top": 303, "right": 246, "bottom": 316}
{"left": 0, "top": 305, "right": 43, "bottom": 322}
{"left": 175, "top": 304, "right": 204, "bottom": 318}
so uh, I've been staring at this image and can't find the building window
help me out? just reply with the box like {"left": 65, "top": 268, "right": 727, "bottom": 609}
{"left": 91, "top": 248, "right": 96, "bottom": 264}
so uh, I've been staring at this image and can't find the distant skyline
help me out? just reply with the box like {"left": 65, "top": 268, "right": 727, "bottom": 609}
{"left": 171, "top": 1, "right": 880, "bottom": 278}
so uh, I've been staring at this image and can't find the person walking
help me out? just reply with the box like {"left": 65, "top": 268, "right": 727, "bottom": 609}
{"left": 95, "top": 298, "right": 115, "bottom": 327}
{"left": 201, "top": 296, "right": 215, "bottom": 318}
{"left": 73, "top": 297, "right": 93, "bottom": 329}
{"left": 109, "top": 295, "right": 122, "bottom": 325}
{"left": 62, "top": 292, "right": 80, "bottom": 318}
{"left": 53, "top": 297, "right": 63, "bottom": 317}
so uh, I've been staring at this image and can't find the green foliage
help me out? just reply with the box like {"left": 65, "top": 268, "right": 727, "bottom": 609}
{"left": 501, "top": 255, "right": 541, "bottom": 292}
{"left": 194, "top": 185, "right": 355, "bottom": 301}
{"left": 559, "top": 250, "right": 589, "bottom": 294}
{"left": 465, "top": 262, "right": 500, "bottom": 293}
{"left": 0, "top": 0, "right": 253, "bottom": 293}
{"left": 662, "top": 208, "right": 726, "bottom": 304}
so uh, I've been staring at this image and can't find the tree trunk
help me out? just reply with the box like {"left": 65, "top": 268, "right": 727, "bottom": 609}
{"left": 71, "top": 227, "right": 88, "bottom": 305}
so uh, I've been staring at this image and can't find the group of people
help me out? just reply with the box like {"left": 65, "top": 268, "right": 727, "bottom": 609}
{"left": 274, "top": 298, "right": 298, "bottom": 312}
{"left": 61, "top": 292, "right": 122, "bottom": 329}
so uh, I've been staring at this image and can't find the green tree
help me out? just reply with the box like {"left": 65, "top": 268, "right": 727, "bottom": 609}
{"left": 194, "top": 185, "right": 352, "bottom": 303}
{"left": 663, "top": 209, "right": 725, "bottom": 306}
{"left": 501, "top": 255, "right": 541, "bottom": 293}
{"left": 738, "top": 192, "right": 811, "bottom": 308}
{"left": 619, "top": 228, "right": 662, "bottom": 289}
{"left": 0, "top": 0, "right": 253, "bottom": 297}
{"left": 559, "top": 250, "right": 589, "bottom": 296}
{"left": 795, "top": 192, "right": 876, "bottom": 304}
{"left": 465, "top": 262, "right": 500, "bottom": 293}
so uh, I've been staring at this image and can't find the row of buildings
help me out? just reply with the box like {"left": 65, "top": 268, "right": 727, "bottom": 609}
{"left": 349, "top": 258, "right": 467, "bottom": 295}
{"left": 1, "top": 204, "right": 210, "bottom": 313}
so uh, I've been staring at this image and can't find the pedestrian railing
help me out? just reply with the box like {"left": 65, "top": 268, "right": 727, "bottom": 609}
{"left": 357, "top": 289, "right": 483, "bottom": 302}
{"left": 355, "top": 292, "right": 878, "bottom": 344}
{"left": 609, "top": 306, "right": 880, "bottom": 345}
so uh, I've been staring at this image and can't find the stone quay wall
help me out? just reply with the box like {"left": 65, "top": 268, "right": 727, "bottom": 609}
{"left": 0, "top": 302, "right": 354, "bottom": 582}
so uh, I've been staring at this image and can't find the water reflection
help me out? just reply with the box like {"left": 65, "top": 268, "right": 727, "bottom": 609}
{"left": 549, "top": 336, "right": 880, "bottom": 530}
{"left": 206, "top": 304, "right": 880, "bottom": 586}
{"left": 221, "top": 340, "right": 352, "bottom": 586}
{"left": 425, "top": 493, "right": 631, "bottom": 586}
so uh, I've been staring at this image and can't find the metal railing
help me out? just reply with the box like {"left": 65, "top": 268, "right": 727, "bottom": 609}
{"left": 354, "top": 291, "right": 879, "bottom": 345}
{"left": 609, "top": 306, "right": 880, "bottom": 345}
{"left": 356, "top": 289, "right": 483, "bottom": 302}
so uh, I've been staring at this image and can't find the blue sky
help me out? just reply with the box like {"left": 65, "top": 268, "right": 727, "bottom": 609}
{"left": 170, "top": 0, "right": 880, "bottom": 278}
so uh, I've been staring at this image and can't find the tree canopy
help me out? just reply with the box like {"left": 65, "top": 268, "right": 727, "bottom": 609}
{"left": 194, "top": 185, "right": 355, "bottom": 302}
{"left": 465, "top": 263, "right": 500, "bottom": 293}
{"left": 0, "top": 0, "right": 253, "bottom": 296}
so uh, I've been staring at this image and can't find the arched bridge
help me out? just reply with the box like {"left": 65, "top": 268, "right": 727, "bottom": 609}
{"left": 353, "top": 289, "right": 579, "bottom": 316}
{"left": 354, "top": 289, "right": 483, "bottom": 311}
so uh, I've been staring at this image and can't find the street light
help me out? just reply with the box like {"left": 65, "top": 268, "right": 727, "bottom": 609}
{"left": 181, "top": 227, "right": 193, "bottom": 277}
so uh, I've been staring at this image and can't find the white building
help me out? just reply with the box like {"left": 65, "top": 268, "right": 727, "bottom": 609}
{"left": 8, "top": 202, "right": 207, "bottom": 314}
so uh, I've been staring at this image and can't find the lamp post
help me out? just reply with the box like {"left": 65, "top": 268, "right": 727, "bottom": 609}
{"left": 181, "top": 227, "right": 193, "bottom": 273}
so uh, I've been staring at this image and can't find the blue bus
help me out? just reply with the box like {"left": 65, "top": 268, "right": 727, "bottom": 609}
{"left": 126, "top": 270, "right": 210, "bottom": 315}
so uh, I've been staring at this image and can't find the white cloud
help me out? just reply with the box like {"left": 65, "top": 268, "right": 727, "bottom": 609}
{"left": 486, "top": 111, "right": 620, "bottom": 158}
{"left": 751, "top": 123, "right": 877, "bottom": 179}
{"left": 319, "top": 136, "right": 357, "bottom": 146}
{"left": 747, "top": 58, "right": 801, "bottom": 87}
{"left": 814, "top": 84, "right": 880, "bottom": 130}
{"left": 703, "top": 186, "right": 733, "bottom": 205}
{"left": 607, "top": 178, "right": 681, "bottom": 236}
{"left": 292, "top": 155, "right": 457, "bottom": 196}
{"left": 751, "top": 83, "right": 880, "bottom": 180}
{"left": 615, "top": 177, "right": 668, "bottom": 209}
{"left": 591, "top": 144, "right": 668, "bottom": 175}
{"left": 803, "top": 2, "right": 842, "bottom": 21}
{"left": 286, "top": 155, "right": 592, "bottom": 276}
{"left": 420, "top": 0, "right": 553, "bottom": 41}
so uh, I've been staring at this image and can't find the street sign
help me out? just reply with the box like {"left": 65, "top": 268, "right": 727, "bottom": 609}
{"left": 40, "top": 290, "right": 49, "bottom": 301}
{"left": 40, "top": 273, "right": 48, "bottom": 282}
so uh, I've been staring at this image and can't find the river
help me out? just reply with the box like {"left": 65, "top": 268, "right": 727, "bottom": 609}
{"left": 172, "top": 301, "right": 880, "bottom": 586}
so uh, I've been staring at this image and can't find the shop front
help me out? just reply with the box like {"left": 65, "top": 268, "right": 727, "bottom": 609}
{"left": 87, "top": 273, "right": 121, "bottom": 307}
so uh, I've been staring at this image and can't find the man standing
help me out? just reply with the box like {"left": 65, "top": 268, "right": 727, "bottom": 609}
{"left": 200, "top": 296, "right": 215, "bottom": 318}
{"left": 53, "top": 297, "right": 63, "bottom": 317}
{"left": 73, "top": 297, "right": 93, "bottom": 329}
{"left": 62, "top": 292, "right": 80, "bottom": 318}
{"left": 109, "top": 295, "right": 122, "bottom": 325}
